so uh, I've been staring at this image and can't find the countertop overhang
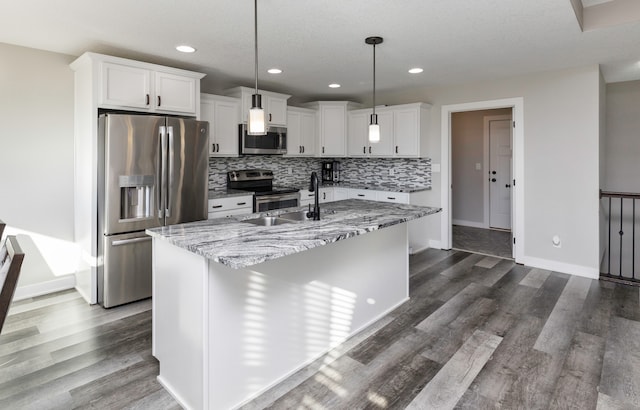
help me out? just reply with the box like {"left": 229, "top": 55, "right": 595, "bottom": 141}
{"left": 147, "top": 199, "right": 441, "bottom": 269}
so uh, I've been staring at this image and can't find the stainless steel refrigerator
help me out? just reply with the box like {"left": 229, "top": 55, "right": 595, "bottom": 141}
{"left": 97, "top": 113, "right": 209, "bottom": 308}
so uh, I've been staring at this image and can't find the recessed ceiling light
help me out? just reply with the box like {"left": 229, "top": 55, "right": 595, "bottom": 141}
{"left": 329, "top": 83, "right": 341, "bottom": 88}
{"left": 267, "top": 68, "right": 283, "bottom": 74}
{"left": 408, "top": 68, "right": 423, "bottom": 74}
{"left": 176, "top": 45, "right": 196, "bottom": 53}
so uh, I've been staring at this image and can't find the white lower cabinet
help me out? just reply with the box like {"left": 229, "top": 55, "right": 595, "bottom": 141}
{"left": 319, "top": 188, "right": 333, "bottom": 203}
{"left": 348, "top": 188, "right": 376, "bottom": 201}
{"left": 299, "top": 189, "right": 316, "bottom": 207}
{"left": 375, "top": 191, "right": 410, "bottom": 204}
{"left": 208, "top": 195, "right": 253, "bottom": 219}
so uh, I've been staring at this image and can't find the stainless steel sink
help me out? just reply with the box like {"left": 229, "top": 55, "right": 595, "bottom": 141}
{"left": 278, "top": 210, "right": 314, "bottom": 222}
{"left": 242, "top": 216, "right": 292, "bottom": 226}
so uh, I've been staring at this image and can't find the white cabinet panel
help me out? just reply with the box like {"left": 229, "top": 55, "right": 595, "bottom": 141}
{"left": 202, "top": 94, "right": 240, "bottom": 157}
{"left": 287, "top": 107, "right": 316, "bottom": 156}
{"left": 155, "top": 72, "right": 197, "bottom": 114}
{"left": 375, "top": 191, "right": 410, "bottom": 204}
{"left": 101, "top": 62, "right": 151, "bottom": 110}
{"left": 349, "top": 189, "right": 376, "bottom": 201}
{"left": 370, "top": 110, "right": 394, "bottom": 157}
{"left": 394, "top": 107, "right": 420, "bottom": 157}
{"left": 266, "top": 95, "right": 287, "bottom": 126}
{"left": 347, "top": 111, "right": 368, "bottom": 157}
{"left": 226, "top": 86, "right": 290, "bottom": 127}
{"left": 208, "top": 195, "right": 253, "bottom": 219}
{"left": 333, "top": 188, "right": 349, "bottom": 201}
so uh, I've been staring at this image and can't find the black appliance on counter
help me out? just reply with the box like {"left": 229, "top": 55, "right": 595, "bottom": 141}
{"left": 227, "top": 169, "right": 300, "bottom": 212}
{"left": 321, "top": 161, "right": 341, "bottom": 183}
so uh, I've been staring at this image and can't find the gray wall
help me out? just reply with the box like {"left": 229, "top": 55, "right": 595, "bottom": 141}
{"left": 451, "top": 109, "right": 511, "bottom": 226}
{"left": 377, "top": 65, "right": 602, "bottom": 277}
{"left": 0, "top": 43, "right": 78, "bottom": 285}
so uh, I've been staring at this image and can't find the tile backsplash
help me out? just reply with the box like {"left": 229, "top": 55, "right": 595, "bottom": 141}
{"left": 209, "top": 156, "right": 431, "bottom": 189}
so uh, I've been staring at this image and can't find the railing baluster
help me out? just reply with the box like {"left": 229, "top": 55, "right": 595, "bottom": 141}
{"left": 608, "top": 196, "right": 612, "bottom": 276}
{"left": 620, "top": 198, "right": 624, "bottom": 278}
{"left": 601, "top": 191, "right": 640, "bottom": 284}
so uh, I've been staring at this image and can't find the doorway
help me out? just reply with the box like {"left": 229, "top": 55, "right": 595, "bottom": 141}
{"left": 441, "top": 98, "right": 524, "bottom": 263}
{"left": 450, "top": 110, "right": 513, "bottom": 258}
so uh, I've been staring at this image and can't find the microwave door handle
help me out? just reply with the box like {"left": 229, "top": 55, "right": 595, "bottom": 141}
{"left": 166, "top": 126, "right": 174, "bottom": 218}
{"left": 158, "top": 126, "right": 166, "bottom": 219}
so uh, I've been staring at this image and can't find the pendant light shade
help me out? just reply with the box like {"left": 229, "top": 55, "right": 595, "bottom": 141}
{"left": 366, "top": 36, "right": 383, "bottom": 144}
{"left": 248, "top": 0, "right": 266, "bottom": 135}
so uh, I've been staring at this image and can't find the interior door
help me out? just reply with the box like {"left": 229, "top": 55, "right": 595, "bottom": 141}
{"left": 164, "top": 117, "right": 209, "bottom": 226}
{"left": 489, "top": 119, "right": 512, "bottom": 230}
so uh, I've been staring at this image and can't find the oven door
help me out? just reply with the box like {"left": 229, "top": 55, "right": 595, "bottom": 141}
{"left": 254, "top": 193, "right": 300, "bottom": 212}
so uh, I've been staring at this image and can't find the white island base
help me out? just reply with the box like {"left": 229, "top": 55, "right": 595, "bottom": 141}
{"left": 152, "top": 223, "right": 410, "bottom": 409}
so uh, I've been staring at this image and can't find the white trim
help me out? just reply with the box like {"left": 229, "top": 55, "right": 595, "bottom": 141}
{"left": 13, "top": 274, "right": 76, "bottom": 301}
{"left": 441, "top": 97, "right": 524, "bottom": 264}
{"left": 520, "top": 255, "right": 599, "bottom": 279}
{"left": 452, "top": 219, "right": 486, "bottom": 229}
{"left": 429, "top": 239, "right": 442, "bottom": 249}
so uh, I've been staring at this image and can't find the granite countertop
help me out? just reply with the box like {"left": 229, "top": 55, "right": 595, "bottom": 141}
{"left": 319, "top": 182, "right": 431, "bottom": 193}
{"left": 208, "top": 189, "right": 254, "bottom": 199}
{"left": 147, "top": 199, "right": 441, "bottom": 269}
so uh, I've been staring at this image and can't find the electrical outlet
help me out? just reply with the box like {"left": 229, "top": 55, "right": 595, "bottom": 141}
{"left": 552, "top": 235, "right": 561, "bottom": 248}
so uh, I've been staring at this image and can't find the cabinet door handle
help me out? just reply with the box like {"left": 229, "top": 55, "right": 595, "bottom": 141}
{"left": 395, "top": 146, "right": 398, "bottom": 154}
{"left": 237, "top": 202, "right": 247, "bottom": 206}
{"left": 323, "top": 192, "right": 326, "bottom": 200}
{"left": 302, "top": 145, "right": 305, "bottom": 153}
{"left": 388, "top": 197, "right": 396, "bottom": 200}
{"left": 216, "top": 143, "right": 220, "bottom": 152}
{"left": 363, "top": 146, "right": 366, "bottom": 154}
{"left": 146, "top": 94, "right": 150, "bottom": 105}
{"left": 212, "top": 143, "right": 216, "bottom": 153}
{"left": 322, "top": 146, "right": 325, "bottom": 154}
{"left": 357, "top": 194, "right": 365, "bottom": 197}
{"left": 269, "top": 113, "right": 272, "bottom": 122}
{"left": 369, "top": 146, "right": 372, "bottom": 154}
{"left": 211, "top": 205, "right": 223, "bottom": 209}
{"left": 157, "top": 95, "right": 161, "bottom": 107}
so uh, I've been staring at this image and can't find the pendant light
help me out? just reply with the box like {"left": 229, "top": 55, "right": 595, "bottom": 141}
{"left": 248, "top": 0, "right": 266, "bottom": 135}
{"left": 366, "top": 36, "right": 383, "bottom": 143}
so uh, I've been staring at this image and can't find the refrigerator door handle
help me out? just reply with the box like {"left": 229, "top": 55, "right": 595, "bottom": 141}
{"left": 112, "top": 236, "right": 152, "bottom": 246}
{"left": 166, "top": 126, "right": 174, "bottom": 218}
{"left": 159, "top": 126, "right": 167, "bottom": 219}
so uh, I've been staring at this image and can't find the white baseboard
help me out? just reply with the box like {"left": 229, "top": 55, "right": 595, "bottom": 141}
{"left": 520, "top": 255, "right": 599, "bottom": 279}
{"left": 429, "top": 239, "right": 443, "bottom": 250}
{"left": 13, "top": 274, "right": 76, "bottom": 301}
{"left": 452, "top": 219, "right": 487, "bottom": 229}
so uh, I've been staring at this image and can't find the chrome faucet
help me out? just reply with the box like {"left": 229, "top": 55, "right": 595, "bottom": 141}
{"left": 308, "top": 171, "right": 320, "bottom": 220}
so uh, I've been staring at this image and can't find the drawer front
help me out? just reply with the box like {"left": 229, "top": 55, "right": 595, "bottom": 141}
{"left": 349, "top": 189, "right": 376, "bottom": 201}
{"left": 375, "top": 191, "right": 410, "bottom": 204}
{"left": 208, "top": 195, "right": 253, "bottom": 212}
{"left": 208, "top": 207, "right": 253, "bottom": 220}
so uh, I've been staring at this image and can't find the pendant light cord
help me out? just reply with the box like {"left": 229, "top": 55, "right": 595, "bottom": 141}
{"left": 372, "top": 42, "right": 376, "bottom": 116}
{"left": 254, "top": 0, "right": 259, "bottom": 94}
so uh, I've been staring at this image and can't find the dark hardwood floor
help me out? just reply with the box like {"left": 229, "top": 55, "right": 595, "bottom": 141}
{"left": 1, "top": 249, "right": 639, "bottom": 409}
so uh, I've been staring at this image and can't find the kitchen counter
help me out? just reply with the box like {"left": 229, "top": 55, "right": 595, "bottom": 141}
{"left": 207, "top": 188, "right": 253, "bottom": 199}
{"left": 147, "top": 199, "right": 440, "bottom": 269}
{"left": 150, "top": 199, "right": 440, "bottom": 409}
{"left": 319, "top": 181, "right": 431, "bottom": 193}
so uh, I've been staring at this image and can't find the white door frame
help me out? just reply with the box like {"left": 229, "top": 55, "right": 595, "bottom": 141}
{"left": 441, "top": 98, "right": 524, "bottom": 263}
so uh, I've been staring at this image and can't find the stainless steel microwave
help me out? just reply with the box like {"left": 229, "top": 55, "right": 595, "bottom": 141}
{"left": 239, "top": 124, "right": 287, "bottom": 155}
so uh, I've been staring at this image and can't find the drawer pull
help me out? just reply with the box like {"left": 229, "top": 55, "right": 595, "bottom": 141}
{"left": 357, "top": 194, "right": 365, "bottom": 197}
{"left": 388, "top": 197, "right": 396, "bottom": 200}
{"left": 236, "top": 202, "right": 247, "bottom": 206}
{"left": 211, "top": 205, "right": 223, "bottom": 209}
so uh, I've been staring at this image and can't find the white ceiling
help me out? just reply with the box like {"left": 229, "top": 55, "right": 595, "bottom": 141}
{"left": 2, "top": 0, "right": 640, "bottom": 104}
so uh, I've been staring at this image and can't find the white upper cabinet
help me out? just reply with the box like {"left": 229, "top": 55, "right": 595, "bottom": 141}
{"left": 201, "top": 94, "right": 240, "bottom": 157}
{"left": 349, "top": 108, "right": 394, "bottom": 157}
{"left": 225, "top": 86, "right": 290, "bottom": 127}
{"left": 154, "top": 71, "right": 197, "bottom": 114}
{"left": 347, "top": 103, "right": 431, "bottom": 158}
{"left": 93, "top": 54, "right": 203, "bottom": 115}
{"left": 287, "top": 107, "right": 316, "bottom": 156}
{"left": 304, "top": 101, "right": 360, "bottom": 157}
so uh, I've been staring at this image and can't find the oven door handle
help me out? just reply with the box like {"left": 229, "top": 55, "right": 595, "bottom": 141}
{"left": 255, "top": 192, "right": 300, "bottom": 203}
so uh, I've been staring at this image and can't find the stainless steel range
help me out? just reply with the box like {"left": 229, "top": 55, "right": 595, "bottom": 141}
{"left": 227, "top": 169, "right": 300, "bottom": 212}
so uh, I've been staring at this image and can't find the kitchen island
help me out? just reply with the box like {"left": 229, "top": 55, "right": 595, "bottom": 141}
{"left": 147, "top": 199, "right": 440, "bottom": 409}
